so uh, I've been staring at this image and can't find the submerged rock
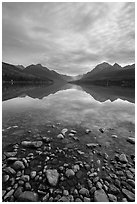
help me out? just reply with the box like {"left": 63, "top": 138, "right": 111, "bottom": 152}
{"left": 46, "top": 169, "right": 59, "bottom": 186}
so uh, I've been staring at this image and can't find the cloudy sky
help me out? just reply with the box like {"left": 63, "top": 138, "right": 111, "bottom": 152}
{"left": 2, "top": 2, "right": 135, "bottom": 75}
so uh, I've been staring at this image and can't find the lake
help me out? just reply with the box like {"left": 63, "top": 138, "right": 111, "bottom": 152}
{"left": 2, "top": 83, "right": 135, "bottom": 202}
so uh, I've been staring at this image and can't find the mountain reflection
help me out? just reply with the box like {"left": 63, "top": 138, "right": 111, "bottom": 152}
{"left": 2, "top": 83, "right": 135, "bottom": 103}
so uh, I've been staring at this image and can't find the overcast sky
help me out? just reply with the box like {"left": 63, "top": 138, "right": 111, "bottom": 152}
{"left": 2, "top": 2, "right": 135, "bottom": 75}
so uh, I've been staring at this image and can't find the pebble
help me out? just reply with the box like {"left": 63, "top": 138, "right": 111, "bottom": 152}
{"left": 65, "top": 169, "right": 75, "bottom": 177}
{"left": 61, "top": 128, "right": 68, "bottom": 135}
{"left": 17, "top": 191, "right": 39, "bottom": 202}
{"left": 3, "top": 174, "right": 9, "bottom": 183}
{"left": 20, "top": 175, "right": 30, "bottom": 182}
{"left": 122, "top": 188, "right": 135, "bottom": 201}
{"left": 96, "top": 182, "right": 102, "bottom": 189}
{"left": 4, "top": 189, "right": 14, "bottom": 200}
{"left": 127, "top": 137, "right": 135, "bottom": 144}
{"left": 57, "top": 134, "right": 64, "bottom": 139}
{"left": 46, "top": 169, "right": 59, "bottom": 186}
{"left": 4, "top": 167, "right": 16, "bottom": 175}
{"left": 127, "top": 179, "right": 135, "bottom": 188}
{"left": 30, "top": 171, "right": 37, "bottom": 179}
{"left": 94, "top": 189, "right": 109, "bottom": 202}
{"left": 111, "top": 135, "right": 118, "bottom": 138}
{"left": 75, "top": 198, "right": 83, "bottom": 202}
{"left": 12, "top": 161, "right": 25, "bottom": 170}
{"left": 79, "top": 188, "right": 89, "bottom": 196}
{"left": 25, "top": 182, "right": 31, "bottom": 190}
{"left": 42, "top": 193, "right": 49, "bottom": 201}
{"left": 73, "top": 164, "right": 80, "bottom": 172}
{"left": 4, "top": 151, "right": 17, "bottom": 157}
{"left": 108, "top": 194, "right": 117, "bottom": 202}
{"left": 119, "top": 154, "right": 128, "bottom": 163}
{"left": 86, "top": 143, "right": 99, "bottom": 148}
{"left": 70, "top": 130, "right": 77, "bottom": 134}
{"left": 85, "top": 129, "right": 91, "bottom": 134}
{"left": 84, "top": 197, "right": 91, "bottom": 202}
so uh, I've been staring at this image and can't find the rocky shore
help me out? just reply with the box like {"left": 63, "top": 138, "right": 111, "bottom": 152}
{"left": 2, "top": 125, "right": 135, "bottom": 202}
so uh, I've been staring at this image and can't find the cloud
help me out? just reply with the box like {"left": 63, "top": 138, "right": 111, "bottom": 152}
{"left": 2, "top": 2, "right": 135, "bottom": 75}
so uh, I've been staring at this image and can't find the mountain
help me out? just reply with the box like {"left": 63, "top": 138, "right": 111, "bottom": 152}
{"left": 2, "top": 62, "right": 53, "bottom": 84}
{"left": 23, "top": 64, "right": 72, "bottom": 82}
{"left": 73, "top": 62, "right": 135, "bottom": 87}
{"left": 16, "top": 65, "right": 25, "bottom": 70}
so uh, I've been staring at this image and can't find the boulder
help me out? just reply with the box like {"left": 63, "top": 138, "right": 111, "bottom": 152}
{"left": 17, "top": 191, "right": 39, "bottom": 202}
{"left": 46, "top": 169, "right": 59, "bottom": 186}
{"left": 94, "top": 189, "right": 109, "bottom": 202}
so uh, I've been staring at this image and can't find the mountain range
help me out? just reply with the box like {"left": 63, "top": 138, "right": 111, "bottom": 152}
{"left": 73, "top": 62, "right": 135, "bottom": 87}
{"left": 2, "top": 62, "right": 72, "bottom": 84}
{"left": 2, "top": 61, "right": 135, "bottom": 87}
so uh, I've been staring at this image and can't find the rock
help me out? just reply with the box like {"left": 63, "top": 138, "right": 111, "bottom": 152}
{"left": 3, "top": 174, "right": 9, "bottom": 183}
{"left": 25, "top": 182, "right": 31, "bottom": 190}
{"left": 90, "top": 187, "right": 96, "bottom": 195}
{"left": 99, "top": 128, "right": 104, "bottom": 133}
{"left": 30, "top": 171, "right": 37, "bottom": 179}
{"left": 84, "top": 197, "right": 91, "bottom": 202}
{"left": 127, "top": 137, "right": 135, "bottom": 144}
{"left": 12, "top": 161, "right": 25, "bottom": 170}
{"left": 4, "top": 167, "right": 16, "bottom": 175}
{"left": 7, "top": 157, "right": 18, "bottom": 163}
{"left": 96, "top": 182, "right": 102, "bottom": 189}
{"left": 79, "top": 188, "right": 89, "bottom": 196}
{"left": 86, "top": 143, "right": 99, "bottom": 148}
{"left": 65, "top": 169, "right": 75, "bottom": 178}
{"left": 73, "top": 164, "right": 80, "bottom": 172}
{"left": 70, "top": 130, "right": 77, "bottom": 134}
{"left": 42, "top": 193, "right": 49, "bottom": 201}
{"left": 58, "top": 196, "right": 70, "bottom": 202}
{"left": 122, "top": 188, "right": 135, "bottom": 201}
{"left": 42, "top": 137, "right": 51, "bottom": 143}
{"left": 94, "top": 189, "right": 109, "bottom": 202}
{"left": 108, "top": 194, "right": 117, "bottom": 202}
{"left": 4, "top": 151, "right": 17, "bottom": 157}
{"left": 77, "top": 150, "right": 85, "bottom": 155}
{"left": 46, "top": 169, "right": 59, "bottom": 186}
{"left": 126, "top": 170, "right": 134, "bottom": 179}
{"left": 119, "top": 154, "right": 128, "bottom": 163}
{"left": 17, "top": 191, "right": 39, "bottom": 202}
{"left": 111, "top": 135, "right": 118, "bottom": 138}
{"left": 20, "top": 175, "right": 30, "bottom": 182}
{"left": 85, "top": 129, "right": 91, "bottom": 134}
{"left": 4, "top": 189, "right": 14, "bottom": 200}
{"left": 57, "top": 134, "right": 64, "bottom": 139}
{"left": 14, "top": 187, "right": 23, "bottom": 199}
{"left": 63, "top": 190, "right": 69, "bottom": 196}
{"left": 109, "top": 184, "right": 120, "bottom": 194}
{"left": 122, "top": 198, "right": 128, "bottom": 202}
{"left": 61, "top": 128, "right": 68, "bottom": 135}
{"left": 75, "top": 198, "right": 82, "bottom": 202}
{"left": 21, "top": 141, "right": 43, "bottom": 148}
{"left": 69, "top": 133, "right": 75, "bottom": 137}
{"left": 127, "top": 179, "right": 135, "bottom": 188}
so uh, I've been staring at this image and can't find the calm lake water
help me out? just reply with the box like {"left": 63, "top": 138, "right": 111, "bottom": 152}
{"left": 2, "top": 83, "right": 135, "bottom": 153}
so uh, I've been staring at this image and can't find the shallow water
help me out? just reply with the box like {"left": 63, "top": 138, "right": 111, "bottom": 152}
{"left": 2, "top": 83, "right": 135, "bottom": 150}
